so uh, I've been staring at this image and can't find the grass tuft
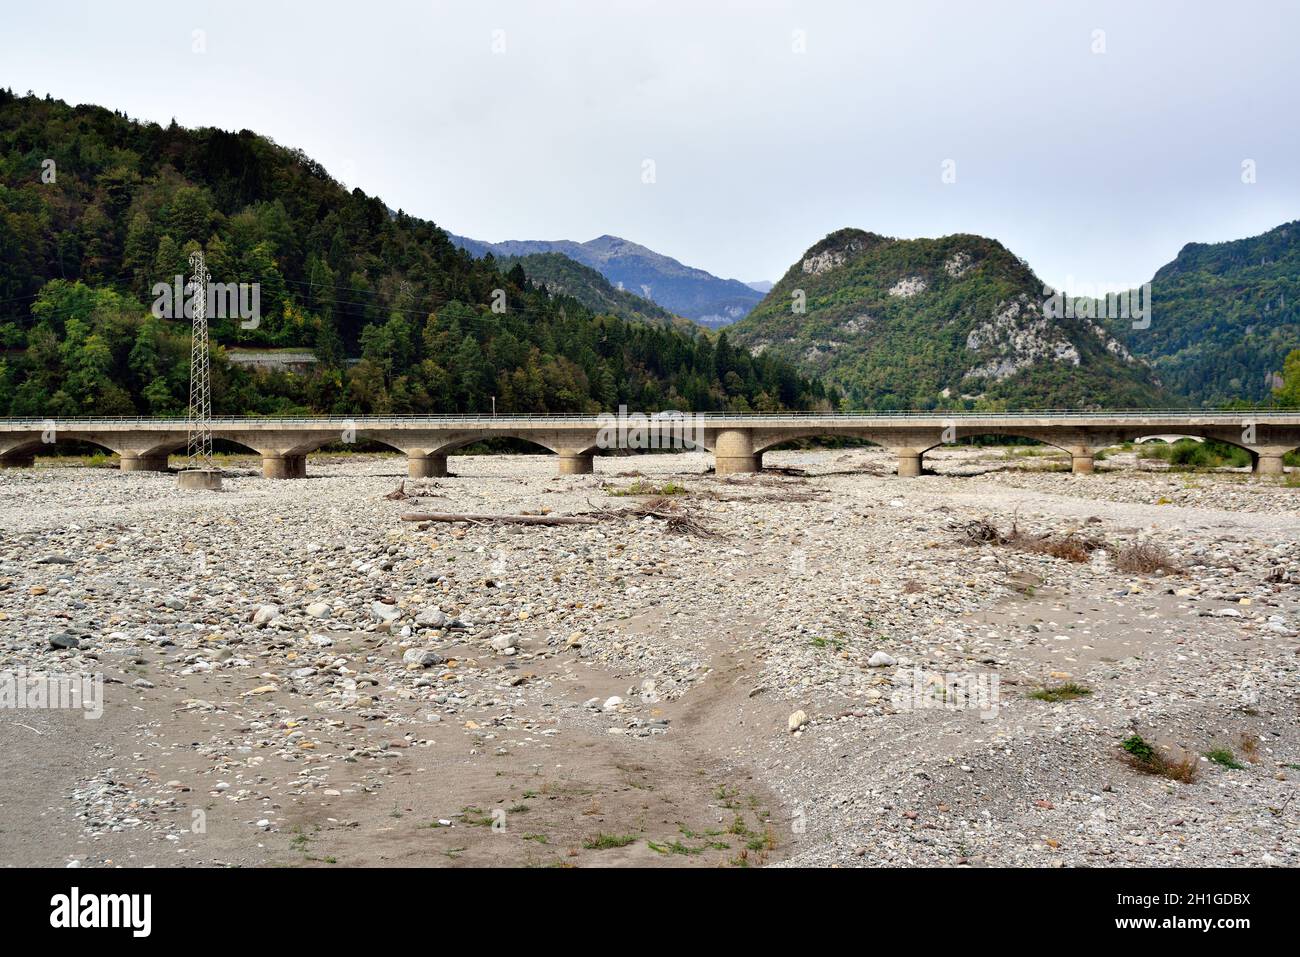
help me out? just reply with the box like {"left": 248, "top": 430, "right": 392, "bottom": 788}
{"left": 1029, "top": 682, "right": 1092, "bottom": 702}
{"left": 1204, "top": 748, "right": 1245, "bottom": 770}
{"left": 605, "top": 479, "right": 688, "bottom": 497}
{"left": 581, "top": 833, "right": 638, "bottom": 850}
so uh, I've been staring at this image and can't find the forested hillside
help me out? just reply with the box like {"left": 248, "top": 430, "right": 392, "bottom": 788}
{"left": 0, "top": 91, "right": 831, "bottom": 417}
{"left": 730, "top": 229, "right": 1169, "bottom": 410}
{"left": 1104, "top": 221, "right": 1300, "bottom": 404}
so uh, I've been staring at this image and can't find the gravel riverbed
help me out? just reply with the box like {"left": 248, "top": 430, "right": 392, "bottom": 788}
{"left": 1, "top": 448, "right": 1296, "bottom": 868}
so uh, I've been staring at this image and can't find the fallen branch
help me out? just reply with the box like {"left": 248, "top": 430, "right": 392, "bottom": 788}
{"left": 401, "top": 512, "right": 600, "bottom": 526}
{"left": 580, "top": 497, "right": 720, "bottom": 537}
{"left": 402, "top": 498, "right": 719, "bottom": 537}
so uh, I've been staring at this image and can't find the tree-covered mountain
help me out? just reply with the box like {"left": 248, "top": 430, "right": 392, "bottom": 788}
{"left": 449, "top": 233, "right": 764, "bottom": 328}
{"left": 495, "top": 251, "right": 686, "bottom": 328}
{"left": 1101, "top": 221, "right": 1300, "bottom": 405}
{"left": 0, "top": 91, "right": 832, "bottom": 417}
{"left": 729, "top": 229, "right": 1170, "bottom": 410}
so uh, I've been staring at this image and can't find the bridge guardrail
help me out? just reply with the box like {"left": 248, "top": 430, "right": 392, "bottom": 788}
{"left": 0, "top": 409, "right": 1297, "bottom": 427}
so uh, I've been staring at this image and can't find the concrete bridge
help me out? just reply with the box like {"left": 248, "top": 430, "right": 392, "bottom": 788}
{"left": 0, "top": 412, "right": 1297, "bottom": 478}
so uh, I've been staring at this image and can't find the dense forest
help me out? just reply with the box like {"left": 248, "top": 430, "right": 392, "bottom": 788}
{"left": 1103, "top": 220, "right": 1300, "bottom": 405}
{"left": 0, "top": 91, "right": 834, "bottom": 417}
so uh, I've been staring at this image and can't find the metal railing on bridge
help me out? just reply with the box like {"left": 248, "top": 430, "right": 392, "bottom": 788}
{"left": 0, "top": 409, "right": 1296, "bottom": 427}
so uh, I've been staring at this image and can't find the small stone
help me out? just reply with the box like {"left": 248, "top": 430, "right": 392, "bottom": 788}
{"left": 788, "top": 709, "right": 808, "bottom": 732}
{"left": 305, "top": 602, "right": 332, "bottom": 619}
{"left": 868, "top": 652, "right": 896, "bottom": 667}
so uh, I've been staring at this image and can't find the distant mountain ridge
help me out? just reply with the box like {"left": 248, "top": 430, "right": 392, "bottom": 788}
{"left": 449, "top": 233, "right": 763, "bottom": 327}
{"left": 495, "top": 251, "right": 688, "bottom": 329}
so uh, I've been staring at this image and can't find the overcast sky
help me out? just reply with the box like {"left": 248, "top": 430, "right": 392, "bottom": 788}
{"left": 3, "top": 0, "right": 1298, "bottom": 291}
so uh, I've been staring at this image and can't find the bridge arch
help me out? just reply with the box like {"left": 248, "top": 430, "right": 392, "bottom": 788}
{"left": 432, "top": 432, "right": 564, "bottom": 457}
{"left": 1125, "top": 432, "right": 1265, "bottom": 472}
{"left": 752, "top": 429, "right": 886, "bottom": 455}
{"left": 917, "top": 432, "right": 1073, "bottom": 456}
{"left": 1132, "top": 434, "right": 1204, "bottom": 445}
{"left": 899, "top": 432, "right": 1077, "bottom": 477}
{"left": 0, "top": 435, "right": 120, "bottom": 467}
{"left": 351, "top": 434, "right": 408, "bottom": 456}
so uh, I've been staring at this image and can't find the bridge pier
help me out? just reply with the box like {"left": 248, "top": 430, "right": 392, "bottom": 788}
{"left": 1070, "top": 447, "right": 1095, "bottom": 474}
{"left": 1254, "top": 452, "right": 1286, "bottom": 476}
{"left": 558, "top": 451, "right": 594, "bottom": 475}
{"left": 896, "top": 448, "right": 922, "bottom": 477}
{"left": 119, "top": 452, "right": 169, "bottom": 472}
{"left": 262, "top": 454, "right": 307, "bottom": 479}
{"left": 715, "top": 429, "right": 760, "bottom": 475}
{"left": 408, "top": 452, "right": 448, "bottom": 478}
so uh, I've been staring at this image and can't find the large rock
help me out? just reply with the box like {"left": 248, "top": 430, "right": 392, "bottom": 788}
{"left": 490, "top": 634, "right": 519, "bottom": 652}
{"left": 371, "top": 601, "right": 401, "bottom": 623}
{"left": 252, "top": 604, "right": 280, "bottom": 627}
{"left": 416, "top": 607, "right": 448, "bottom": 628}
{"left": 403, "top": 648, "right": 445, "bottom": 668}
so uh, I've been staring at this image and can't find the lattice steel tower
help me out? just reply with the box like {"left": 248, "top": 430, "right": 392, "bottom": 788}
{"left": 185, "top": 250, "right": 214, "bottom": 467}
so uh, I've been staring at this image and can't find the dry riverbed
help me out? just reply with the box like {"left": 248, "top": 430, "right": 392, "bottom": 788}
{"left": 1, "top": 447, "right": 1297, "bottom": 868}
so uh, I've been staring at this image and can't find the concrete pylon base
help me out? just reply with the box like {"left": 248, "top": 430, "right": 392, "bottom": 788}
{"left": 262, "top": 455, "right": 307, "bottom": 479}
{"left": 177, "top": 468, "right": 223, "bottom": 491}
{"left": 408, "top": 453, "right": 448, "bottom": 478}
{"left": 896, "top": 449, "right": 922, "bottom": 477}
{"left": 716, "top": 453, "right": 762, "bottom": 475}
{"left": 1071, "top": 455, "right": 1095, "bottom": 474}
{"left": 1254, "top": 454, "right": 1285, "bottom": 476}
{"left": 713, "top": 428, "right": 759, "bottom": 475}
{"left": 558, "top": 453, "right": 594, "bottom": 475}
{"left": 120, "top": 453, "right": 169, "bottom": 472}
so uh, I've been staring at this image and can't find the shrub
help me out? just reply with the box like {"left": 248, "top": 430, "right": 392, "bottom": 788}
{"left": 1120, "top": 734, "right": 1198, "bottom": 782}
{"left": 1114, "top": 541, "right": 1181, "bottom": 575}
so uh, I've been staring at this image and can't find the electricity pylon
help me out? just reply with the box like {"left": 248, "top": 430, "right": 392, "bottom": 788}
{"left": 177, "top": 250, "right": 221, "bottom": 489}
{"left": 186, "top": 250, "right": 213, "bottom": 468}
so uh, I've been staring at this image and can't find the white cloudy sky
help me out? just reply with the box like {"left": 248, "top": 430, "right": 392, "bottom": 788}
{"left": 3, "top": 0, "right": 1297, "bottom": 291}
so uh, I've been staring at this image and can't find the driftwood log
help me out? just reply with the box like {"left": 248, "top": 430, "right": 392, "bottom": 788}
{"left": 401, "top": 512, "right": 599, "bottom": 526}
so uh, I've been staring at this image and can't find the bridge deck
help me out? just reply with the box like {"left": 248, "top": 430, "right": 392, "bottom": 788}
{"left": 0, "top": 412, "right": 1297, "bottom": 479}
